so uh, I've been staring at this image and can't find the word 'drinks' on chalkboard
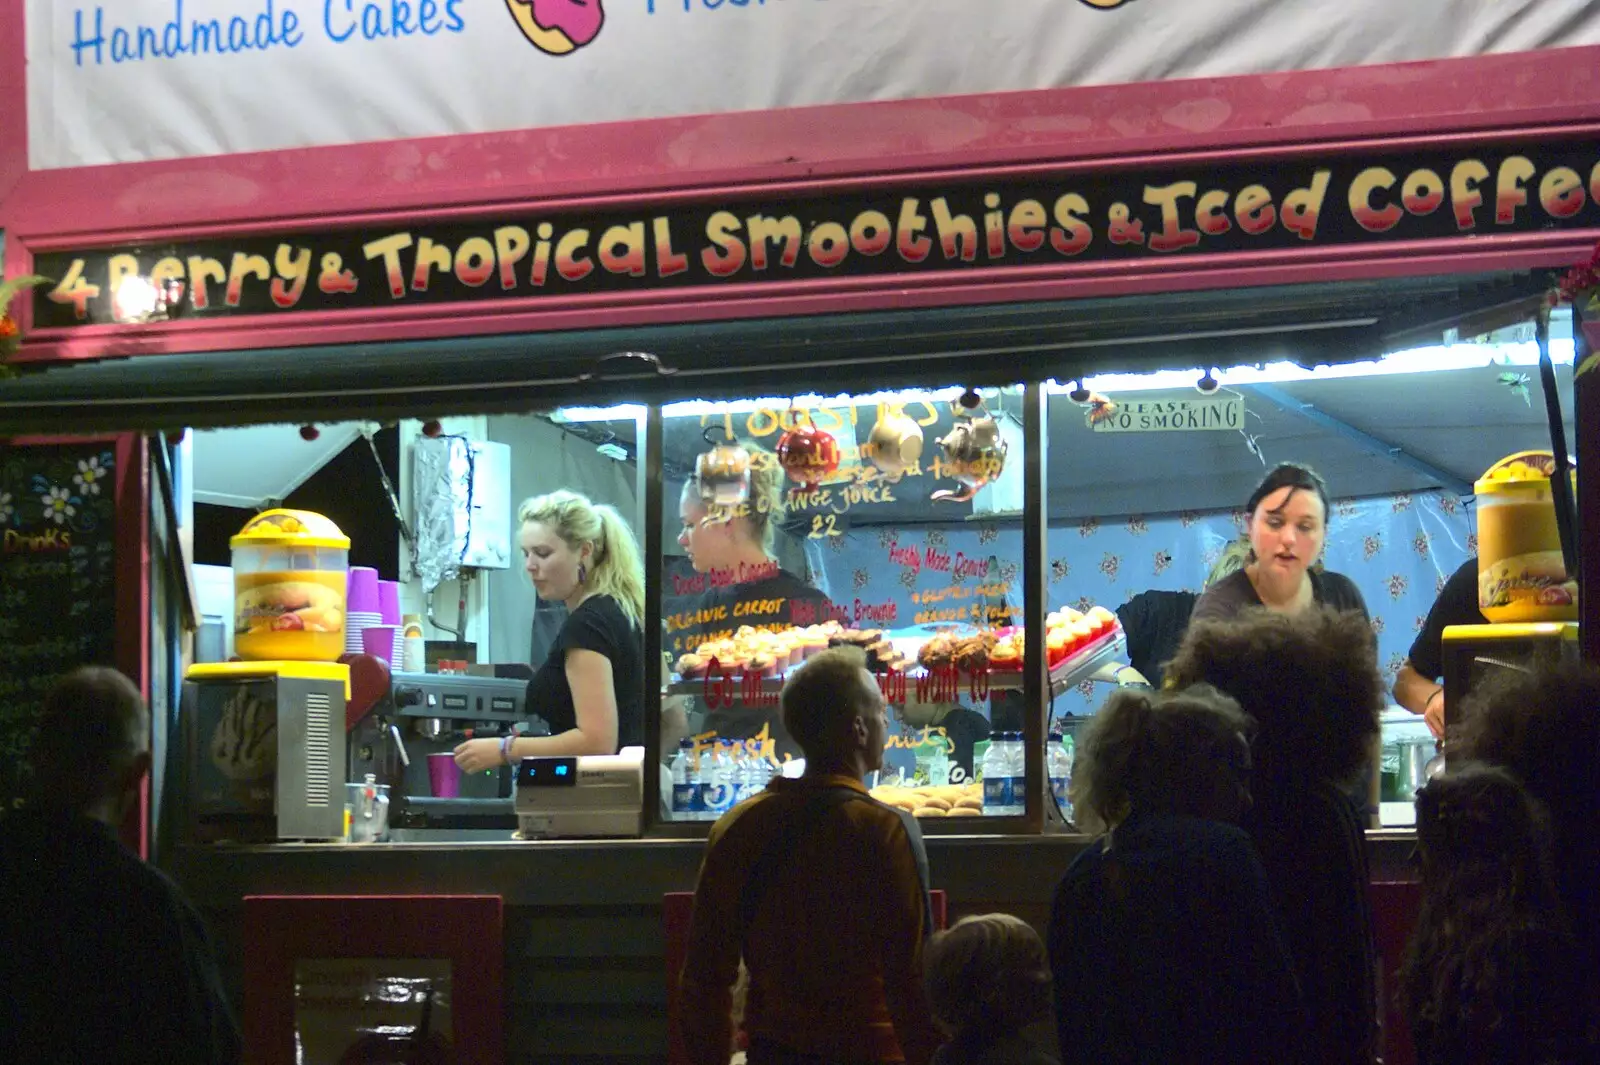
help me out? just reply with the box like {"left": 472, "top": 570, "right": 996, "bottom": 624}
{"left": 0, "top": 443, "right": 119, "bottom": 811}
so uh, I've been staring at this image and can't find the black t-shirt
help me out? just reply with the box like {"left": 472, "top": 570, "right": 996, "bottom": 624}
{"left": 1118, "top": 589, "right": 1202, "bottom": 687}
{"left": 1405, "top": 558, "right": 1485, "bottom": 681}
{"left": 672, "top": 569, "right": 836, "bottom": 762}
{"left": 666, "top": 567, "right": 837, "bottom": 656}
{"left": 1191, "top": 568, "right": 1370, "bottom": 625}
{"left": 527, "top": 594, "right": 644, "bottom": 751}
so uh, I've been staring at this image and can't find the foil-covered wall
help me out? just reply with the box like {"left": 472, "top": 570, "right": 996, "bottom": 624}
{"left": 412, "top": 436, "right": 475, "bottom": 594}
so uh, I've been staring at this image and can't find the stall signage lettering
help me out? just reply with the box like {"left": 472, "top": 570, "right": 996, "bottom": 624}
{"left": 1091, "top": 396, "right": 1245, "bottom": 433}
{"left": 31, "top": 141, "right": 1600, "bottom": 329}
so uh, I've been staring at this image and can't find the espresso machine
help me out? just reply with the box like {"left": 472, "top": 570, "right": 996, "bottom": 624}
{"left": 349, "top": 670, "right": 541, "bottom": 833}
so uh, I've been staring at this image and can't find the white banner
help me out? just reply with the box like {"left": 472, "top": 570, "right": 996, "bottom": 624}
{"left": 25, "top": 0, "right": 1600, "bottom": 171}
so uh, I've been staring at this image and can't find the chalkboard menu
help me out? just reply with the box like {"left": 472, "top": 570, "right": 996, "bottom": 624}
{"left": 0, "top": 442, "right": 119, "bottom": 810}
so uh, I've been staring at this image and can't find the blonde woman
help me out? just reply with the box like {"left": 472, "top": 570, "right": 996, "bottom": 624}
{"left": 455, "top": 491, "right": 645, "bottom": 770}
{"left": 671, "top": 450, "right": 836, "bottom": 761}
{"left": 674, "top": 451, "right": 833, "bottom": 647}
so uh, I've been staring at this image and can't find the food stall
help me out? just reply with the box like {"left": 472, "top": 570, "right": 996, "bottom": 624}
{"left": 3, "top": 4, "right": 1600, "bottom": 1060}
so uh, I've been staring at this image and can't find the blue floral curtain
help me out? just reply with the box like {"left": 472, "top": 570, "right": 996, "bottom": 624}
{"left": 806, "top": 490, "right": 1475, "bottom": 717}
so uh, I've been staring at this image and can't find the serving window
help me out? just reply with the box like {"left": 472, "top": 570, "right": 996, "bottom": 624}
{"left": 96, "top": 268, "right": 1577, "bottom": 845}
{"left": 655, "top": 385, "right": 1039, "bottom": 824}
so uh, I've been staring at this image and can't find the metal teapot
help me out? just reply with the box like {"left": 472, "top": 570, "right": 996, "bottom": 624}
{"left": 866, "top": 406, "right": 925, "bottom": 479}
{"left": 695, "top": 426, "right": 752, "bottom": 510}
{"left": 933, "top": 397, "right": 1008, "bottom": 503}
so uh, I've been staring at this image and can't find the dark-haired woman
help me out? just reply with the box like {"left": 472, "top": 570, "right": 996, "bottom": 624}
{"left": 1401, "top": 765, "right": 1596, "bottom": 1065}
{"left": 1191, "top": 463, "right": 1368, "bottom": 624}
{"left": 1048, "top": 687, "right": 1310, "bottom": 1065}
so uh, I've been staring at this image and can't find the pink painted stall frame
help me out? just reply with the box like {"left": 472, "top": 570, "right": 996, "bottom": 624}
{"left": 4, "top": 5, "right": 1600, "bottom": 362}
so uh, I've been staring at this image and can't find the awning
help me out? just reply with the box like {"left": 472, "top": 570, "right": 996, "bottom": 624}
{"left": 0, "top": 270, "right": 1553, "bottom": 435}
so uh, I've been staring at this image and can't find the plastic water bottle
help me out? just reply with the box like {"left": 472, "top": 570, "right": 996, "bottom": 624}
{"left": 1048, "top": 732, "right": 1072, "bottom": 818}
{"left": 928, "top": 742, "right": 951, "bottom": 788}
{"left": 703, "top": 740, "right": 735, "bottom": 818}
{"left": 670, "top": 739, "right": 696, "bottom": 819}
{"left": 732, "top": 746, "right": 754, "bottom": 807}
{"left": 982, "top": 739, "right": 1010, "bottom": 816}
{"left": 1062, "top": 733, "right": 1076, "bottom": 808}
{"left": 744, "top": 751, "right": 771, "bottom": 802}
{"left": 1004, "top": 732, "right": 1027, "bottom": 816}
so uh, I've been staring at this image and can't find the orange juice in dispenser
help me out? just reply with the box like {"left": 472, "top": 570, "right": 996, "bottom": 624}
{"left": 1474, "top": 451, "right": 1578, "bottom": 623}
{"left": 231, "top": 509, "right": 352, "bottom": 661}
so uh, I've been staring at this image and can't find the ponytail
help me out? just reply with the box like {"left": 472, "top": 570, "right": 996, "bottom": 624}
{"left": 590, "top": 503, "right": 646, "bottom": 629}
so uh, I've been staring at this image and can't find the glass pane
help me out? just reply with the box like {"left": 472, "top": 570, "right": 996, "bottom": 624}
{"left": 185, "top": 404, "right": 650, "bottom": 841}
{"left": 1042, "top": 305, "right": 1579, "bottom": 829}
{"left": 658, "top": 385, "right": 1031, "bottom": 823}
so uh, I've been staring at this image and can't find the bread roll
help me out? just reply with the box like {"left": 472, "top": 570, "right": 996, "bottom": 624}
{"left": 912, "top": 806, "right": 948, "bottom": 818}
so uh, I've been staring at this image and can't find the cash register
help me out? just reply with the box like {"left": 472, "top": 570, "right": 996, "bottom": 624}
{"left": 514, "top": 747, "right": 645, "bottom": 839}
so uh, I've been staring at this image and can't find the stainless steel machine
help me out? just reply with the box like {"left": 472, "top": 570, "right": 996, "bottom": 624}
{"left": 180, "top": 662, "right": 350, "bottom": 843}
{"left": 348, "top": 670, "right": 539, "bottom": 834}
{"left": 1442, "top": 621, "right": 1582, "bottom": 713}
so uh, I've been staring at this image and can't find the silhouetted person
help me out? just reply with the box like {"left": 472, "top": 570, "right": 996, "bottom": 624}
{"left": 1049, "top": 686, "right": 1309, "bottom": 1065}
{"left": 1451, "top": 660, "right": 1600, "bottom": 1009}
{"left": 680, "top": 646, "right": 939, "bottom": 1065}
{"left": 1401, "top": 765, "right": 1596, "bottom": 1064}
{"left": 925, "top": 914, "right": 1059, "bottom": 1065}
{"left": 1165, "top": 609, "right": 1383, "bottom": 1065}
{"left": 0, "top": 667, "right": 241, "bottom": 1065}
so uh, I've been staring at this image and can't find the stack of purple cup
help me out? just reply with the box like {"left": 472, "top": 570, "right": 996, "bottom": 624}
{"left": 345, "top": 566, "right": 382, "bottom": 657}
{"left": 378, "top": 580, "right": 403, "bottom": 666}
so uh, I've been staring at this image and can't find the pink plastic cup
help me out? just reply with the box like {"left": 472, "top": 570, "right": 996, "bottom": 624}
{"left": 361, "top": 625, "right": 398, "bottom": 663}
{"left": 427, "top": 753, "right": 461, "bottom": 798}
{"left": 377, "top": 579, "right": 401, "bottom": 626}
{"left": 347, "top": 566, "right": 381, "bottom": 616}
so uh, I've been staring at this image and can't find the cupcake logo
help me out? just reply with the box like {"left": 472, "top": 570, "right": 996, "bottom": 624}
{"left": 505, "top": 0, "right": 605, "bottom": 55}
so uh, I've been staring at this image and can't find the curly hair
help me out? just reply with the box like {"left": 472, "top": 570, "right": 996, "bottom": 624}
{"left": 1450, "top": 658, "right": 1600, "bottom": 842}
{"left": 1399, "top": 764, "right": 1589, "bottom": 1063}
{"left": 1067, "top": 685, "right": 1256, "bottom": 836}
{"left": 1162, "top": 607, "right": 1382, "bottom": 793}
{"left": 1450, "top": 658, "right": 1600, "bottom": 962}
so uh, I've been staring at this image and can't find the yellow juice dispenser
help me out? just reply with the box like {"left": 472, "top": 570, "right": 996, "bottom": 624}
{"left": 1474, "top": 451, "right": 1578, "bottom": 623}
{"left": 179, "top": 510, "right": 354, "bottom": 842}
{"left": 1439, "top": 450, "right": 1581, "bottom": 738}
{"left": 231, "top": 509, "right": 351, "bottom": 661}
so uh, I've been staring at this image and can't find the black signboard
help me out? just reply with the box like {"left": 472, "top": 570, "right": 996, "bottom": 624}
{"left": 0, "top": 443, "right": 119, "bottom": 810}
{"left": 29, "top": 138, "right": 1600, "bottom": 328}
